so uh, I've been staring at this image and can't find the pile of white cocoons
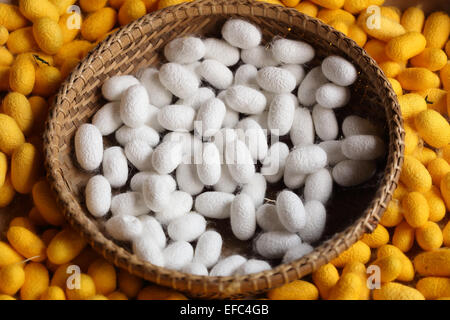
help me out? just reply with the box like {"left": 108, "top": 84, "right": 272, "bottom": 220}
{"left": 75, "top": 19, "right": 386, "bottom": 277}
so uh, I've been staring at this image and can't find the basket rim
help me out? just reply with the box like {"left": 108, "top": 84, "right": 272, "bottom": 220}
{"left": 43, "top": 0, "right": 404, "bottom": 298}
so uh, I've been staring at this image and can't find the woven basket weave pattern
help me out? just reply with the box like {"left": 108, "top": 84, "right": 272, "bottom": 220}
{"left": 44, "top": 0, "right": 404, "bottom": 298}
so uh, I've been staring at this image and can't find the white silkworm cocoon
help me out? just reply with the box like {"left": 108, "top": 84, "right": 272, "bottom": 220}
{"left": 222, "top": 107, "right": 240, "bottom": 129}
{"left": 92, "top": 102, "right": 122, "bottom": 136}
{"left": 105, "top": 215, "right": 142, "bottom": 242}
{"left": 280, "top": 64, "right": 305, "bottom": 86}
{"left": 159, "top": 62, "right": 200, "bottom": 99}
{"left": 176, "top": 87, "right": 215, "bottom": 111}
{"left": 213, "top": 128, "right": 237, "bottom": 164}
{"left": 268, "top": 93, "right": 296, "bottom": 136}
{"left": 276, "top": 190, "right": 306, "bottom": 232}
{"left": 271, "top": 38, "right": 315, "bottom": 64}
{"left": 132, "top": 235, "right": 164, "bottom": 267}
{"left": 213, "top": 165, "right": 238, "bottom": 193}
{"left": 224, "top": 85, "right": 267, "bottom": 115}
{"left": 152, "top": 140, "right": 183, "bottom": 174}
{"left": 235, "top": 259, "right": 271, "bottom": 275}
{"left": 75, "top": 124, "right": 103, "bottom": 171}
{"left": 261, "top": 142, "right": 290, "bottom": 183}
{"left": 304, "top": 168, "right": 333, "bottom": 204}
{"left": 230, "top": 193, "right": 256, "bottom": 241}
{"left": 194, "top": 191, "right": 235, "bottom": 219}
{"left": 290, "top": 107, "right": 315, "bottom": 147}
{"left": 102, "top": 146, "right": 128, "bottom": 188}
{"left": 130, "top": 171, "right": 156, "bottom": 192}
{"left": 312, "top": 104, "right": 339, "bottom": 141}
{"left": 255, "top": 231, "right": 302, "bottom": 259}
{"left": 318, "top": 140, "right": 347, "bottom": 166}
{"left": 144, "top": 104, "right": 164, "bottom": 133}
{"left": 115, "top": 125, "right": 160, "bottom": 147}
{"left": 332, "top": 160, "right": 376, "bottom": 187}
{"left": 241, "top": 173, "right": 267, "bottom": 207}
{"left": 209, "top": 255, "right": 247, "bottom": 277}
{"left": 235, "top": 117, "right": 268, "bottom": 161}
{"left": 197, "top": 142, "right": 222, "bottom": 186}
{"left": 283, "top": 166, "right": 307, "bottom": 189}
{"left": 102, "top": 75, "right": 140, "bottom": 101}
{"left": 163, "top": 241, "right": 194, "bottom": 271}
{"left": 249, "top": 111, "right": 269, "bottom": 131}
{"left": 176, "top": 163, "right": 204, "bottom": 196}
{"left": 241, "top": 46, "right": 278, "bottom": 68}
{"left": 196, "top": 98, "right": 226, "bottom": 137}
{"left": 155, "top": 191, "right": 193, "bottom": 225}
{"left": 157, "top": 104, "right": 196, "bottom": 132}
{"left": 85, "top": 175, "right": 111, "bottom": 218}
{"left": 111, "top": 192, "right": 150, "bottom": 217}
{"left": 181, "top": 262, "right": 208, "bottom": 276}
{"left": 256, "top": 203, "right": 286, "bottom": 232}
{"left": 297, "top": 66, "right": 328, "bottom": 107}
{"left": 225, "top": 139, "right": 256, "bottom": 184}
{"left": 256, "top": 67, "right": 297, "bottom": 94}
{"left": 222, "top": 19, "right": 262, "bottom": 49}
{"left": 184, "top": 61, "right": 202, "bottom": 81}
{"left": 342, "top": 115, "right": 380, "bottom": 137}
{"left": 163, "top": 132, "right": 202, "bottom": 163}
{"left": 341, "top": 135, "right": 385, "bottom": 160}
{"left": 139, "top": 215, "right": 166, "bottom": 249}
{"left": 193, "top": 230, "right": 223, "bottom": 268}
{"left": 168, "top": 212, "right": 206, "bottom": 242}
{"left": 124, "top": 140, "right": 153, "bottom": 171}
{"left": 234, "top": 64, "right": 258, "bottom": 88}
{"left": 199, "top": 59, "right": 233, "bottom": 90}
{"left": 282, "top": 243, "right": 314, "bottom": 263}
{"left": 138, "top": 68, "right": 173, "bottom": 108}
{"left": 286, "top": 145, "right": 327, "bottom": 175}
{"left": 316, "top": 83, "right": 351, "bottom": 109}
{"left": 119, "top": 84, "right": 151, "bottom": 128}
{"left": 203, "top": 38, "right": 240, "bottom": 66}
{"left": 298, "top": 200, "right": 327, "bottom": 244}
{"left": 164, "top": 36, "right": 205, "bottom": 64}
{"left": 321, "top": 55, "right": 357, "bottom": 86}
{"left": 142, "top": 174, "right": 176, "bottom": 211}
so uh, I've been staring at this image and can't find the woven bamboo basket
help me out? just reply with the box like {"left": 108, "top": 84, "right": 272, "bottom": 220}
{"left": 44, "top": 0, "right": 404, "bottom": 298}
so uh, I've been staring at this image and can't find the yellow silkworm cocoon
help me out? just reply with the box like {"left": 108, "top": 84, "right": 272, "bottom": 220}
{"left": 392, "top": 221, "right": 415, "bottom": 252}
{"left": 398, "top": 94, "right": 427, "bottom": 120}
{"left": 400, "top": 155, "right": 432, "bottom": 193}
{"left": 0, "top": 114, "right": 25, "bottom": 156}
{"left": 0, "top": 47, "right": 13, "bottom": 66}
{"left": 40, "top": 286, "right": 66, "bottom": 300}
{"left": 0, "top": 152, "right": 6, "bottom": 188}
{"left": 87, "top": 259, "right": 116, "bottom": 295}
{"left": 80, "top": 0, "right": 108, "bottom": 12}
{"left": 379, "top": 200, "right": 402, "bottom": 227}
{"left": 33, "top": 18, "right": 63, "bottom": 55}
{"left": 59, "top": 57, "right": 80, "bottom": 79}
{"left": 110, "top": 0, "right": 127, "bottom": 8}
{"left": 398, "top": 68, "right": 440, "bottom": 91}
{"left": 364, "top": 40, "right": 389, "bottom": 63}
{"left": 32, "top": 180, "right": 64, "bottom": 226}
{"left": 33, "top": 65, "right": 62, "bottom": 97}
{"left": 385, "top": 32, "right": 426, "bottom": 62}
{"left": 0, "top": 4, "right": 29, "bottom": 32}
{"left": 65, "top": 274, "right": 96, "bottom": 300}
{"left": 387, "top": 78, "right": 402, "bottom": 96}
{"left": 19, "top": 0, "right": 59, "bottom": 23}
{"left": 267, "top": 280, "right": 319, "bottom": 300}
{"left": 441, "top": 62, "right": 450, "bottom": 91}
{"left": 371, "top": 255, "right": 402, "bottom": 283}
{"left": 0, "top": 263, "right": 25, "bottom": 295}
{"left": 47, "top": 228, "right": 87, "bottom": 265}
{"left": 415, "top": 221, "right": 443, "bottom": 251}
{"left": 446, "top": 40, "right": 450, "bottom": 56}
{"left": 362, "top": 15, "right": 405, "bottom": 42}
{"left": 424, "top": 186, "right": 446, "bottom": 223}
{"left": 54, "top": 40, "right": 93, "bottom": 66}
{"left": 342, "top": 262, "right": 370, "bottom": 300}
{"left": 157, "top": 0, "right": 192, "bottom": 9}
{"left": 309, "top": 0, "right": 344, "bottom": 10}
{"left": 312, "top": 263, "right": 339, "bottom": 299}
{"left": 107, "top": 291, "right": 128, "bottom": 300}
{"left": 414, "top": 248, "right": 450, "bottom": 277}
{"left": 282, "top": 0, "right": 300, "bottom": 7}
{"left": 416, "top": 88, "right": 447, "bottom": 115}
{"left": 81, "top": 7, "right": 117, "bottom": 41}
{"left": 441, "top": 144, "right": 450, "bottom": 165}
{"left": 9, "top": 54, "right": 35, "bottom": 95}
{"left": 11, "top": 143, "right": 41, "bottom": 194}
{"left": 20, "top": 262, "right": 49, "bottom": 300}
{"left": 28, "top": 96, "right": 48, "bottom": 133}
{"left": 412, "top": 147, "right": 436, "bottom": 166}
{"left": 415, "top": 109, "right": 450, "bottom": 149}
{"left": 19, "top": 52, "right": 54, "bottom": 68}
{"left": 90, "top": 295, "right": 108, "bottom": 300}
{"left": 294, "top": 1, "right": 318, "bottom": 17}
{"left": 118, "top": 269, "right": 144, "bottom": 299}
{"left": 379, "top": 60, "right": 403, "bottom": 78}
{"left": 58, "top": 12, "right": 82, "bottom": 44}
{"left": 423, "top": 12, "right": 450, "bottom": 49}
{"left": 118, "top": 0, "right": 147, "bottom": 26}
{"left": 443, "top": 221, "right": 450, "bottom": 247}
{"left": 317, "top": 8, "right": 355, "bottom": 24}
{"left": 9, "top": 217, "right": 37, "bottom": 234}
{"left": 0, "top": 295, "right": 15, "bottom": 300}
{"left": 361, "top": 224, "right": 389, "bottom": 248}
{"left": 2, "top": 92, "right": 34, "bottom": 135}
{"left": 137, "top": 285, "right": 188, "bottom": 300}
{"left": 330, "top": 240, "right": 371, "bottom": 268}
{"left": 411, "top": 48, "right": 447, "bottom": 72}
{"left": 416, "top": 277, "right": 450, "bottom": 300}
{"left": 379, "top": 6, "right": 400, "bottom": 23}
{"left": 343, "top": 0, "right": 374, "bottom": 14}
{"left": 427, "top": 158, "right": 450, "bottom": 186}
{"left": 0, "top": 26, "right": 10, "bottom": 45}
{"left": 400, "top": 7, "right": 424, "bottom": 32}
{"left": 255, "top": 0, "right": 285, "bottom": 4}
{"left": 401, "top": 192, "right": 429, "bottom": 228}
{"left": 0, "top": 175, "right": 16, "bottom": 208}
{"left": 49, "top": 0, "right": 77, "bottom": 14}
{"left": 50, "top": 263, "right": 71, "bottom": 288}
{"left": 0, "top": 241, "right": 23, "bottom": 268}
{"left": 328, "top": 272, "right": 362, "bottom": 300}
{"left": 373, "top": 282, "right": 424, "bottom": 300}
{"left": 393, "top": 182, "right": 407, "bottom": 200}
{"left": 441, "top": 172, "right": 450, "bottom": 211}
{"left": 328, "top": 19, "right": 349, "bottom": 35}
{"left": 6, "top": 226, "right": 46, "bottom": 262}
{"left": 347, "top": 23, "right": 367, "bottom": 47}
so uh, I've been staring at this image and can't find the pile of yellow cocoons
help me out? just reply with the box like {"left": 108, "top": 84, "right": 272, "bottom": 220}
{"left": 0, "top": 0, "right": 449, "bottom": 300}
